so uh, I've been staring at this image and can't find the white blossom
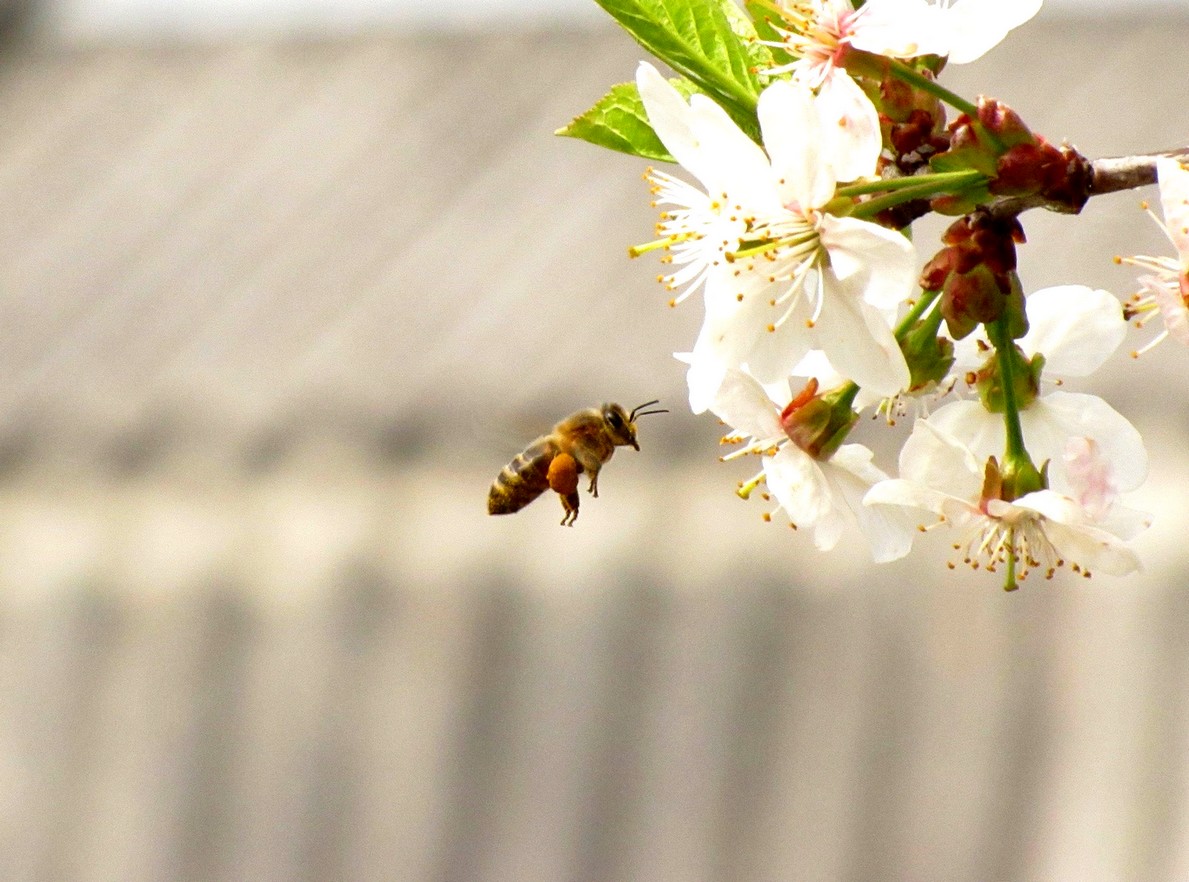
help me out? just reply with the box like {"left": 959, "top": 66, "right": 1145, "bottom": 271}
{"left": 636, "top": 63, "right": 913, "bottom": 404}
{"left": 937, "top": 284, "right": 1145, "bottom": 495}
{"left": 707, "top": 367, "right": 914, "bottom": 562}
{"left": 864, "top": 418, "right": 1148, "bottom": 581}
{"left": 1118, "top": 156, "right": 1189, "bottom": 353}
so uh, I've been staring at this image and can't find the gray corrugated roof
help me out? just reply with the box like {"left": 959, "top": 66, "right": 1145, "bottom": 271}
{"left": 0, "top": 15, "right": 1182, "bottom": 465}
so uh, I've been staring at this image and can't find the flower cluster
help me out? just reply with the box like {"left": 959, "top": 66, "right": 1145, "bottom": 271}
{"left": 561, "top": 0, "right": 1179, "bottom": 588}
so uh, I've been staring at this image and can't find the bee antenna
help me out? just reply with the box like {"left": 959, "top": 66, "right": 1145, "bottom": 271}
{"left": 630, "top": 399, "right": 668, "bottom": 420}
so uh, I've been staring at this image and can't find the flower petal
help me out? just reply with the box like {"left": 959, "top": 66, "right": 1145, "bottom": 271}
{"left": 765, "top": 446, "right": 833, "bottom": 527}
{"left": 818, "top": 215, "right": 917, "bottom": 308}
{"left": 708, "top": 367, "right": 785, "bottom": 440}
{"left": 1021, "top": 392, "right": 1148, "bottom": 493}
{"left": 938, "top": 0, "right": 1042, "bottom": 64}
{"left": 757, "top": 78, "right": 831, "bottom": 209}
{"left": 1143, "top": 274, "right": 1189, "bottom": 345}
{"left": 849, "top": 0, "right": 948, "bottom": 59}
{"left": 1157, "top": 156, "right": 1189, "bottom": 260}
{"left": 830, "top": 445, "right": 915, "bottom": 561}
{"left": 813, "top": 71, "right": 882, "bottom": 183}
{"left": 813, "top": 267, "right": 910, "bottom": 396}
{"left": 898, "top": 416, "right": 984, "bottom": 500}
{"left": 1019, "top": 285, "right": 1126, "bottom": 376}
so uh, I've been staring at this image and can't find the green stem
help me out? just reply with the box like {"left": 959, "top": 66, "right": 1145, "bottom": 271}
{"left": 885, "top": 58, "right": 978, "bottom": 118}
{"left": 850, "top": 172, "right": 984, "bottom": 220}
{"left": 894, "top": 288, "right": 942, "bottom": 338}
{"left": 837, "top": 170, "right": 984, "bottom": 199}
{"left": 987, "top": 314, "right": 1028, "bottom": 464}
{"left": 1003, "top": 532, "right": 1019, "bottom": 591}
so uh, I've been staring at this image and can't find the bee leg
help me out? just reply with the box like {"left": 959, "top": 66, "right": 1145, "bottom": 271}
{"left": 559, "top": 492, "right": 580, "bottom": 526}
{"left": 548, "top": 453, "right": 581, "bottom": 527}
{"left": 588, "top": 470, "right": 599, "bottom": 498}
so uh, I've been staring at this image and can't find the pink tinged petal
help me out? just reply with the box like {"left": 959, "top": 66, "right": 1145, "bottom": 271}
{"left": 897, "top": 417, "right": 984, "bottom": 501}
{"left": 813, "top": 71, "right": 882, "bottom": 183}
{"left": 938, "top": 0, "right": 1042, "bottom": 64}
{"left": 813, "top": 268, "right": 911, "bottom": 397}
{"left": 1019, "top": 285, "right": 1126, "bottom": 375}
{"left": 764, "top": 446, "right": 834, "bottom": 527}
{"left": 1021, "top": 392, "right": 1148, "bottom": 493}
{"left": 1143, "top": 275, "right": 1189, "bottom": 345}
{"left": 757, "top": 79, "right": 832, "bottom": 209}
{"left": 1157, "top": 156, "right": 1189, "bottom": 259}
{"left": 709, "top": 368, "right": 785, "bottom": 440}
{"left": 818, "top": 215, "right": 917, "bottom": 307}
{"left": 1062, "top": 436, "right": 1114, "bottom": 520}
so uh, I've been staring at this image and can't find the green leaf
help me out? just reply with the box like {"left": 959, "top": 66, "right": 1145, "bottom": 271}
{"left": 725, "top": 0, "right": 776, "bottom": 75}
{"left": 556, "top": 80, "right": 694, "bottom": 162}
{"left": 592, "top": 0, "right": 760, "bottom": 118}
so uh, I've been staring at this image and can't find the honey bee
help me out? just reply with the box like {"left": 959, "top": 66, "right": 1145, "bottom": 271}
{"left": 488, "top": 400, "right": 667, "bottom": 526}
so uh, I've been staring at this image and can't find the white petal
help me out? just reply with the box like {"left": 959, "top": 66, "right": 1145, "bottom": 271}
{"left": 925, "top": 399, "right": 1001, "bottom": 460}
{"left": 1001, "top": 490, "right": 1140, "bottom": 575}
{"left": 898, "top": 416, "right": 984, "bottom": 500}
{"left": 709, "top": 368, "right": 785, "bottom": 440}
{"left": 636, "top": 63, "right": 705, "bottom": 180}
{"left": 819, "top": 215, "right": 917, "bottom": 308}
{"left": 1157, "top": 156, "right": 1189, "bottom": 260}
{"left": 1019, "top": 285, "right": 1126, "bottom": 375}
{"left": 813, "top": 268, "right": 911, "bottom": 397}
{"left": 688, "top": 94, "right": 777, "bottom": 208}
{"left": 700, "top": 275, "right": 815, "bottom": 384}
{"left": 829, "top": 445, "right": 916, "bottom": 561}
{"left": 757, "top": 78, "right": 833, "bottom": 209}
{"left": 636, "top": 62, "right": 772, "bottom": 202}
{"left": 814, "top": 71, "right": 882, "bottom": 183}
{"left": 678, "top": 343, "right": 728, "bottom": 415}
{"left": 765, "top": 446, "right": 834, "bottom": 527}
{"left": 1093, "top": 502, "right": 1153, "bottom": 542}
{"left": 1044, "top": 520, "right": 1141, "bottom": 576}
{"left": 863, "top": 477, "right": 959, "bottom": 519}
{"left": 849, "top": 0, "right": 948, "bottom": 59}
{"left": 938, "top": 0, "right": 1042, "bottom": 64}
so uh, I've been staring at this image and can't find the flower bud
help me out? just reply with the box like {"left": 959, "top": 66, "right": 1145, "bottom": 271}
{"left": 974, "top": 345, "right": 1041, "bottom": 413}
{"left": 780, "top": 380, "right": 859, "bottom": 461}
{"left": 901, "top": 312, "right": 956, "bottom": 391}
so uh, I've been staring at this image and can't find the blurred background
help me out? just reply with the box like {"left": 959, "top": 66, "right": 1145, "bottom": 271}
{"left": 0, "top": 1, "right": 1188, "bottom": 880}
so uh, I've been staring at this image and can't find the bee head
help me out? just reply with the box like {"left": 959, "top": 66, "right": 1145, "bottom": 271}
{"left": 603, "top": 400, "right": 668, "bottom": 450}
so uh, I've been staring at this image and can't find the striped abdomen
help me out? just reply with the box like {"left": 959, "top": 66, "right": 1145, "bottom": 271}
{"left": 488, "top": 436, "right": 562, "bottom": 515}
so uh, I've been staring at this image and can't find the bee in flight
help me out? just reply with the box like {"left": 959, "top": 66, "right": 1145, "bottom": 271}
{"left": 488, "top": 400, "right": 667, "bottom": 526}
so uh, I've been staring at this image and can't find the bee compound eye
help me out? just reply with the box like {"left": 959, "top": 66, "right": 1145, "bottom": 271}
{"left": 607, "top": 410, "right": 624, "bottom": 429}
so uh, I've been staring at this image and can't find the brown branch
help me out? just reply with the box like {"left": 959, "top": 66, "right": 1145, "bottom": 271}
{"left": 987, "top": 146, "right": 1189, "bottom": 222}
